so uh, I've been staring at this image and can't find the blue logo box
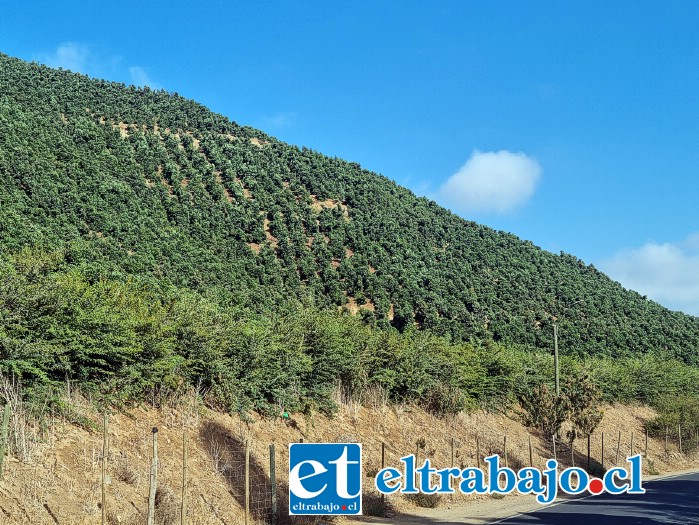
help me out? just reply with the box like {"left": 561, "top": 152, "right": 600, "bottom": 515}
{"left": 288, "top": 443, "right": 362, "bottom": 515}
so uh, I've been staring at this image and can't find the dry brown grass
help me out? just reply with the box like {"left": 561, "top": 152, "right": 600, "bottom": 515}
{"left": 0, "top": 397, "right": 695, "bottom": 524}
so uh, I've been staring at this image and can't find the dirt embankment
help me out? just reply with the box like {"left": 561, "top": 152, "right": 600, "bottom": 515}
{"left": 0, "top": 397, "right": 695, "bottom": 525}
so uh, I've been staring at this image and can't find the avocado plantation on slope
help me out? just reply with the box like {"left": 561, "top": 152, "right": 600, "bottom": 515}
{"left": 0, "top": 52, "right": 697, "bottom": 469}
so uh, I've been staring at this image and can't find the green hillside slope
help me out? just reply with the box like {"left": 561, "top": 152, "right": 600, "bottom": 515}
{"left": 1, "top": 52, "right": 698, "bottom": 367}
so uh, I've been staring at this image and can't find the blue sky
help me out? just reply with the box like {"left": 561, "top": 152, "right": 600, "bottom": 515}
{"left": 2, "top": 1, "right": 699, "bottom": 315}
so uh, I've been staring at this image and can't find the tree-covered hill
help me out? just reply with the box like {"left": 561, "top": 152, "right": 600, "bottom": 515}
{"left": 1, "top": 52, "right": 698, "bottom": 365}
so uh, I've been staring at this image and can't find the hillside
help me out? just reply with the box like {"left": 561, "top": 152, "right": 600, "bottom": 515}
{"left": 1, "top": 52, "right": 697, "bottom": 365}
{"left": 2, "top": 50, "right": 699, "bottom": 525}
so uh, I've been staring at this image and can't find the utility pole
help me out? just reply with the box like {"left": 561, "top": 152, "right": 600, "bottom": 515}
{"left": 551, "top": 298, "right": 583, "bottom": 397}
{"left": 553, "top": 322, "right": 560, "bottom": 396}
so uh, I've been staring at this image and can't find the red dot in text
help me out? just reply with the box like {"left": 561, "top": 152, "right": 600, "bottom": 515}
{"left": 589, "top": 478, "right": 604, "bottom": 494}
{"left": 342, "top": 505, "right": 347, "bottom": 510}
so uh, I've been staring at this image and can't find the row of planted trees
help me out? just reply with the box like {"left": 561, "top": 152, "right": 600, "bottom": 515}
{"left": 4, "top": 49, "right": 699, "bottom": 363}
{"left": 2, "top": 248, "right": 699, "bottom": 433}
{"left": 518, "top": 372, "right": 699, "bottom": 466}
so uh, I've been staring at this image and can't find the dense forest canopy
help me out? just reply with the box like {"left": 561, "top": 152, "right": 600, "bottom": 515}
{"left": 1, "top": 51, "right": 698, "bottom": 413}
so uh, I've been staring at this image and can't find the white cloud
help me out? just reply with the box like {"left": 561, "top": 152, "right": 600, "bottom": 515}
{"left": 129, "top": 66, "right": 160, "bottom": 89}
{"left": 37, "top": 42, "right": 90, "bottom": 73}
{"left": 438, "top": 150, "right": 541, "bottom": 214}
{"left": 600, "top": 234, "right": 699, "bottom": 316}
{"left": 36, "top": 43, "right": 161, "bottom": 89}
{"left": 260, "top": 112, "right": 297, "bottom": 129}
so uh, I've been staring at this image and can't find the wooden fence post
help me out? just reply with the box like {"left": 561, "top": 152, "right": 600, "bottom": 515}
{"left": 644, "top": 427, "right": 648, "bottom": 458}
{"left": 380, "top": 442, "right": 386, "bottom": 509}
{"left": 147, "top": 427, "right": 158, "bottom": 525}
{"left": 615, "top": 430, "right": 621, "bottom": 466}
{"left": 181, "top": 429, "right": 188, "bottom": 525}
{"left": 552, "top": 435, "right": 557, "bottom": 462}
{"left": 601, "top": 432, "right": 605, "bottom": 470}
{"left": 630, "top": 431, "right": 634, "bottom": 457}
{"left": 245, "top": 440, "right": 250, "bottom": 525}
{"left": 270, "top": 443, "right": 277, "bottom": 525}
{"left": 587, "top": 434, "right": 591, "bottom": 471}
{"left": 678, "top": 425, "right": 682, "bottom": 454}
{"left": 102, "top": 413, "right": 108, "bottom": 525}
{"left": 665, "top": 427, "right": 669, "bottom": 457}
{"left": 451, "top": 437, "right": 455, "bottom": 468}
{"left": 571, "top": 439, "right": 575, "bottom": 467}
{"left": 528, "top": 434, "right": 533, "bottom": 468}
{"left": 0, "top": 404, "right": 10, "bottom": 479}
{"left": 476, "top": 436, "right": 482, "bottom": 468}
{"left": 503, "top": 435, "right": 508, "bottom": 468}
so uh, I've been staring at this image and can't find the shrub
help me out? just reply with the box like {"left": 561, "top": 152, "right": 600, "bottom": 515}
{"left": 406, "top": 492, "right": 442, "bottom": 508}
{"left": 424, "top": 382, "right": 472, "bottom": 416}
{"left": 518, "top": 383, "right": 569, "bottom": 439}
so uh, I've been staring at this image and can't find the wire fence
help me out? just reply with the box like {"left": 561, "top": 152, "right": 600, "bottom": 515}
{"left": 1, "top": 404, "right": 697, "bottom": 525}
